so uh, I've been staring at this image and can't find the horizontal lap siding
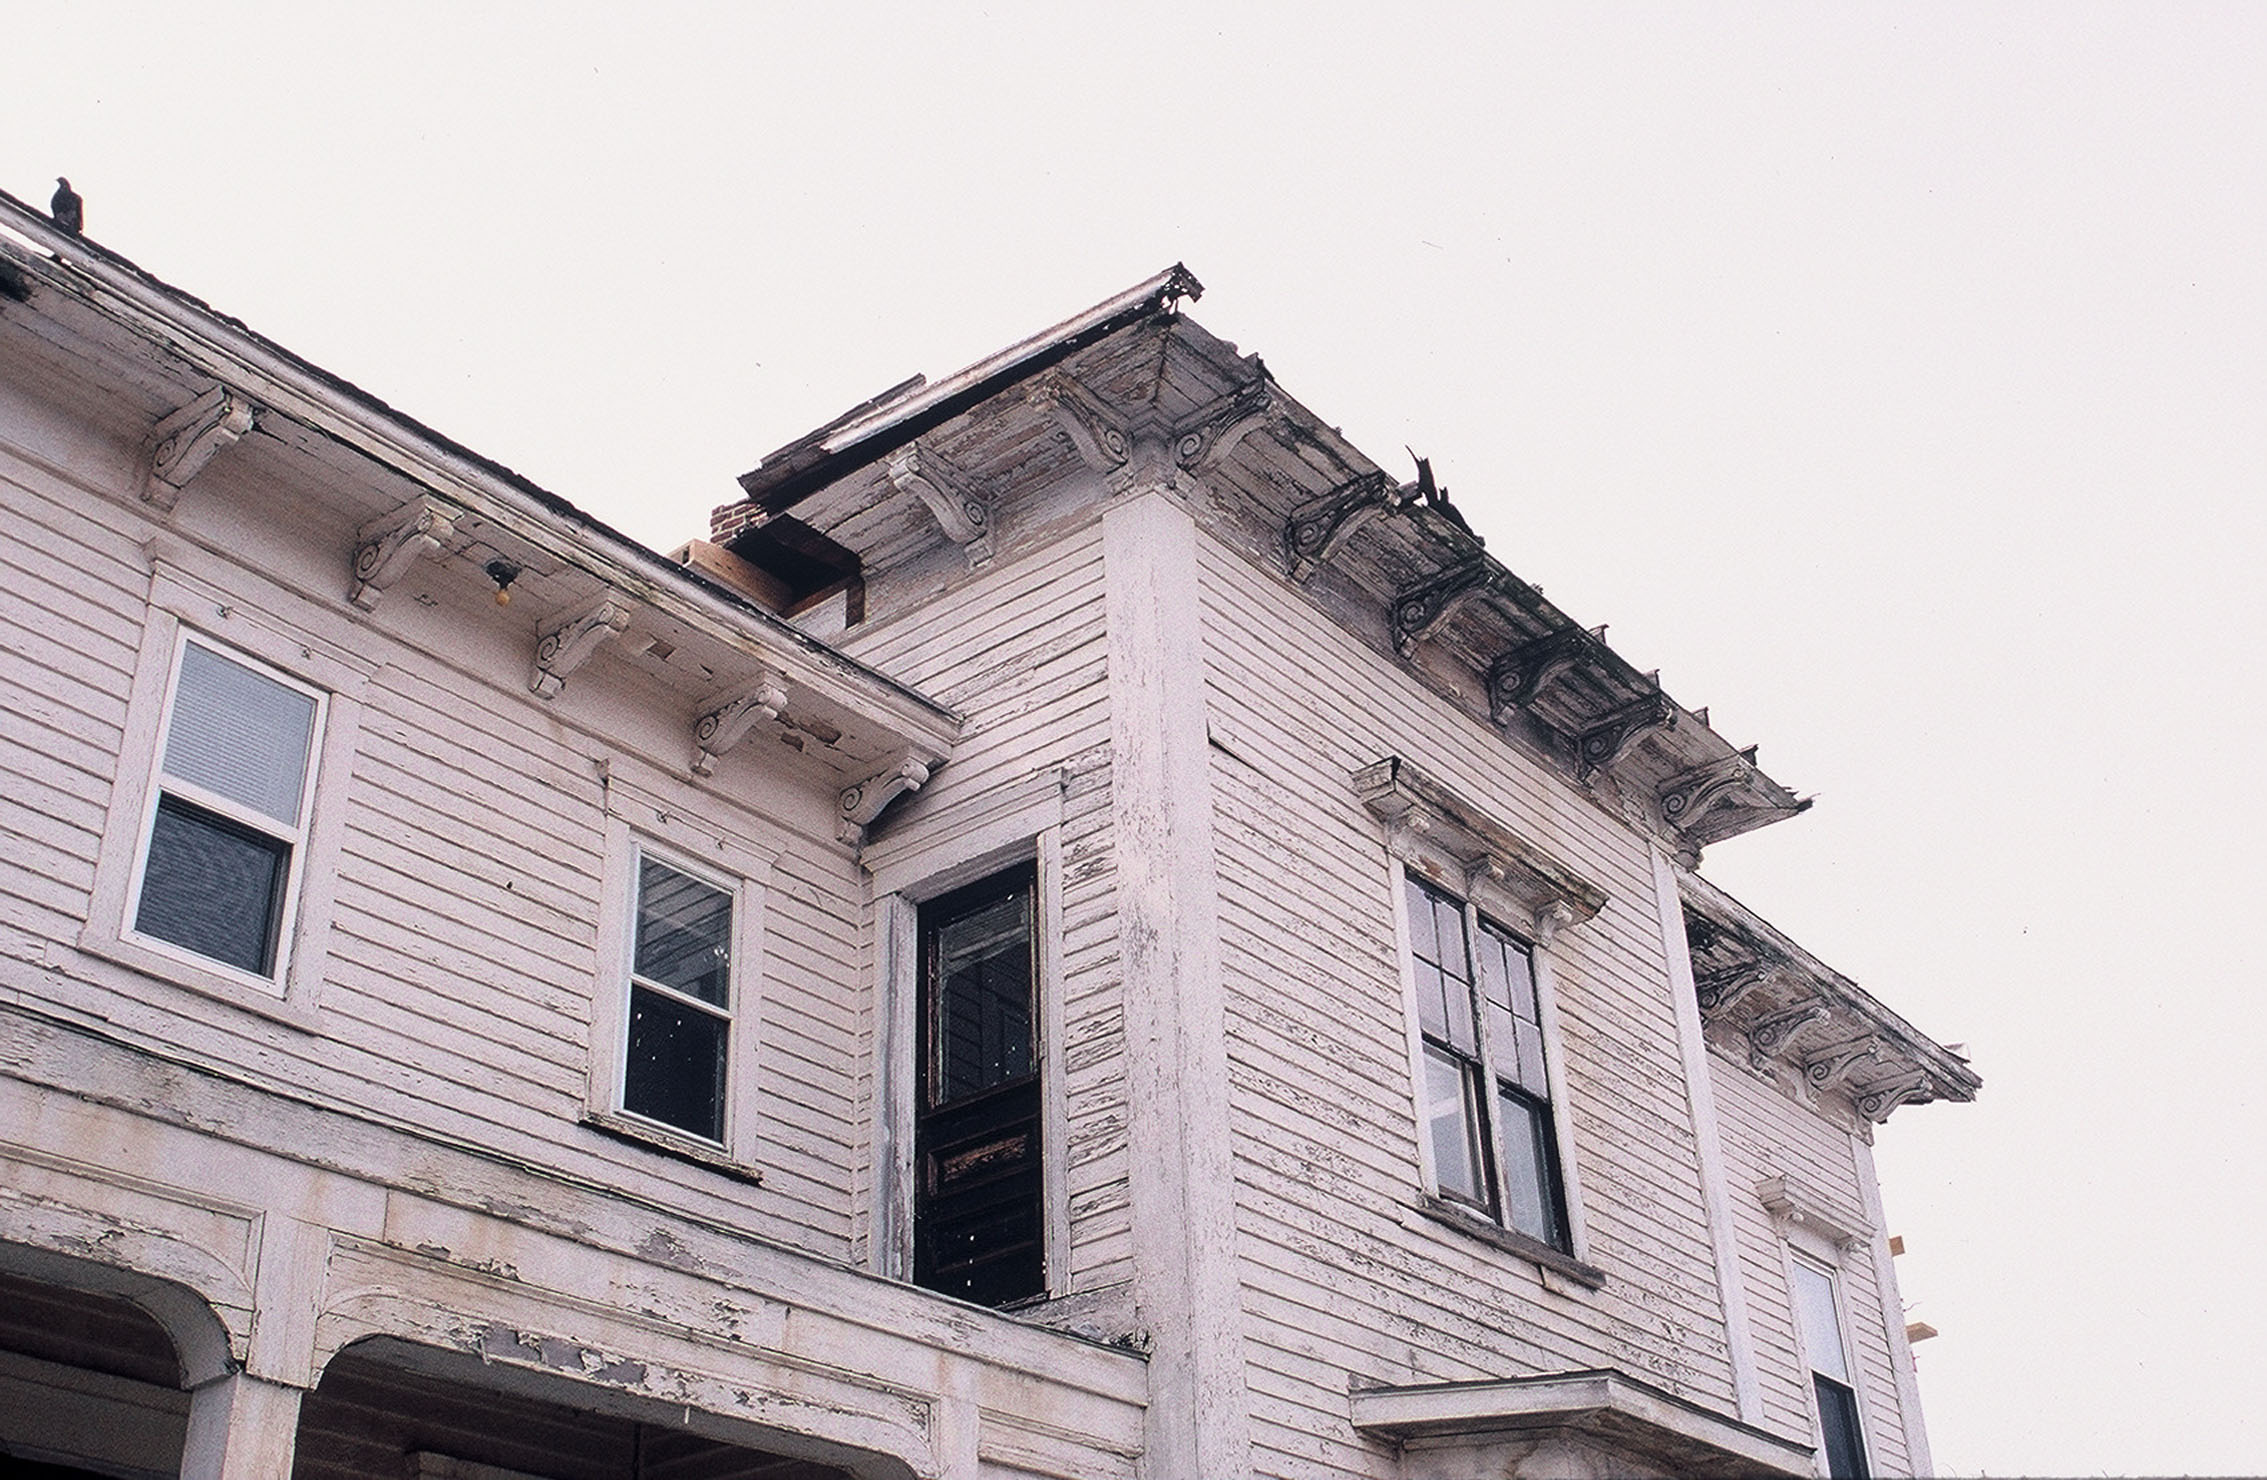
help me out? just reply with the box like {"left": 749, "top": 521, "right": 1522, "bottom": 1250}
{"left": 1196, "top": 537, "right": 1738, "bottom": 1476}
{"left": 1711, "top": 1055, "right": 1914, "bottom": 1468}
{"left": 0, "top": 446, "right": 869, "bottom": 1259}
{"left": 841, "top": 528, "right": 1128, "bottom": 1291}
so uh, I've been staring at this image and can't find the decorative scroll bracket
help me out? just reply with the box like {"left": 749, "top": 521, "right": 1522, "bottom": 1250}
{"left": 1659, "top": 751, "right": 1759, "bottom": 835}
{"left": 1575, "top": 691, "right": 1678, "bottom": 782}
{"left": 839, "top": 753, "right": 932, "bottom": 845}
{"left": 350, "top": 497, "right": 458, "bottom": 611}
{"left": 884, "top": 445, "right": 994, "bottom": 568}
{"left": 1694, "top": 962, "right": 1779, "bottom": 1020}
{"left": 1283, "top": 471, "right": 1403, "bottom": 583}
{"left": 1172, "top": 380, "right": 1277, "bottom": 473}
{"left": 143, "top": 386, "right": 256, "bottom": 510}
{"left": 531, "top": 594, "right": 631, "bottom": 700}
{"left": 1855, "top": 1073, "right": 1936, "bottom": 1124}
{"left": 1486, "top": 627, "right": 1596, "bottom": 723}
{"left": 692, "top": 674, "right": 790, "bottom": 776}
{"left": 1029, "top": 375, "right": 1130, "bottom": 476}
{"left": 1390, "top": 557, "right": 1501, "bottom": 657}
{"left": 1747, "top": 998, "right": 1832, "bottom": 1070}
{"left": 1802, "top": 1036, "right": 1885, "bottom": 1096}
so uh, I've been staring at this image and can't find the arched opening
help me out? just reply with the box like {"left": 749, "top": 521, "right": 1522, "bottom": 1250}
{"left": 300, "top": 1342, "right": 872, "bottom": 1480}
{"left": 0, "top": 1267, "right": 191, "bottom": 1478}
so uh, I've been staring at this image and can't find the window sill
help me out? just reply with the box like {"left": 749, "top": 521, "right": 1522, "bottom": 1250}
{"left": 75, "top": 927, "right": 325, "bottom": 1032}
{"left": 581, "top": 1111, "right": 766, "bottom": 1188}
{"left": 1414, "top": 1193, "right": 1607, "bottom": 1291}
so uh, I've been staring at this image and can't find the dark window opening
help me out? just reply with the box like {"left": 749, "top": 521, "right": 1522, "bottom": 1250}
{"left": 621, "top": 855, "right": 734, "bottom": 1143}
{"left": 916, "top": 864, "right": 1043, "bottom": 1307}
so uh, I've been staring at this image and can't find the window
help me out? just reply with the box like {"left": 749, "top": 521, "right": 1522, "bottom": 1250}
{"left": 1406, "top": 874, "right": 1571, "bottom": 1251}
{"left": 915, "top": 863, "right": 1044, "bottom": 1307}
{"left": 1792, "top": 1254, "right": 1871, "bottom": 1480}
{"left": 128, "top": 635, "right": 324, "bottom": 984}
{"left": 619, "top": 851, "right": 737, "bottom": 1144}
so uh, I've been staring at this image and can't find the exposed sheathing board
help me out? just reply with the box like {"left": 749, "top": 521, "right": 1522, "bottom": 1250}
{"left": 1194, "top": 531, "right": 1740, "bottom": 1477}
{"left": 839, "top": 521, "right": 1130, "bottom": 1294}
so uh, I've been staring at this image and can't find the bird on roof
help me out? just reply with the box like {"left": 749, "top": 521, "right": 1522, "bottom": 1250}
{"left": 51, "top": 178, "right": 83, "bottom": 236}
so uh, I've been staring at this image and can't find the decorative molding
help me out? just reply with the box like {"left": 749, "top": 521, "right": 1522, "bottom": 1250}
{"left": 349, "top": 496, "right": 458, "bottom": 611}
{"left": 1352, "top": 755, "right": 1609, "bottom": 928}
{"left": 691, "top": 673, "right": 789, "bottom": 776}
{"left": 1486, "top": 627, "right": 1597, "bottom": 722}
{"left": 1659, "top": 751, "right": 1758, "bottom": 833}
{"left": 1171, "top": 380, "right": 1276, "bottom": 472}
{"left": 839, "top": 753, "right": 932, "bottom": 845}
{"left": 143, "top": 386, "right": 256, "bottom": 509}
{"left": 1390, "top": 557, "right": 1499, "bottom": 657}
{"left": 529, "top": 594, "right": 631, "bottom": 699}
{"left": 1282, "top": 471, "right": 1402, "bottom": 583}
{"left": 1802, "top": 1036, "right": 1885, "bottom": 1095}
{"left": 1029, "top": 375, "right": 1129, "bottom": 474}
{"left": 1854, "top": 1073, "right": 1936, "bottom": 1124}
{"left": 1693, "top": 962, "right": 1777, "bottom": 1019}
{"left": 1575, "top": 691, "right": 1677, "bottom": 781}
{"left": 1746, "top": 999, "right": 1832, "bottom": 1069}
{"left": 1754, "top": 1172, "right": 1872, "bottom": 1250}
{"left": 884, "top": 444, "right": 994, "bottom": 567}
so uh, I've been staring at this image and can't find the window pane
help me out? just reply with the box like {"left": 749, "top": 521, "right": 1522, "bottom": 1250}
{"left": 1424, "top": 1045, "right": 1489, "bottom": 1207}
{"left": 931, "top": 884, "right": 1035, "bottom": 1104}
{"left": 1431, "top": 895, "right": 1468, "bottom": 982}
{"left": 1479, "top": 923, "right": 1538, "bottom": 1021}
{"left": 1793, "top": 1260, "right": 1852, "bottom": 1382}
{"left": 635, "top": 858, "right": 732, "bottom": 1006}
{"left": 135, "top": 793, "right": 289, "bottom": 976}
{"left": 1411, "top": 960, "right": 1451, "bottom": 1042}
{"left": 623, "top": 984, "right": 727, "bottom": 1141}
{"left": 164, "top": 642, "right": 316, "bottom": 826}
{"left": 1404, "top": 876, "right": 1439, "bottom": 964}
{"left": 1512, "top": 1018, "right": 1549, "bottom": 1096}
{"left": 1814, "top": 1374, "right": 1870, "bottom": 1479}
{"left": 1497, "top": 1088, "right": 1567, "bottom": 1249}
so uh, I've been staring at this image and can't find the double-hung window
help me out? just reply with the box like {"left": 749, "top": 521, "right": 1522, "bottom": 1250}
{"left": 1406, "top": 874, "right": 1571, "bottom": 1252}
{"left": 1792, "top": 1254, "right": 1872, "bottom": 1479}
{"left": 620, "top": 851, "right": 737, "bottom": 1144}
{"left": 129, "top": 635, "right": 324, "bottom": 984}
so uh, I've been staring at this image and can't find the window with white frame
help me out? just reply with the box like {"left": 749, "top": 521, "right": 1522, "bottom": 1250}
{"left": 1791, "top": 1252, "right": 1871, "bottom": 1480}
{"left": 128, "top": 634, "right": 325, "bottom": 984}
{"left": 1405, "top": 873, "right": 1571, "bottom": 1252}
{"left": 619, "top": 850, "right": 737, "bottom": 1144}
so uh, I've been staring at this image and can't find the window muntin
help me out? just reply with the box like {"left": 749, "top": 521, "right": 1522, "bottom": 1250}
{"left": 1406, "top": 874, "right": 1572, "bottom": 1251}
{"left": 129, "top": 636, "right": 323, "bottom": 982}
{"left": 621, "top": 852, "right": 736, "bottom": 1143}
{"left": 1793, "top": 1254, "right": 1871, "bottom": 1479}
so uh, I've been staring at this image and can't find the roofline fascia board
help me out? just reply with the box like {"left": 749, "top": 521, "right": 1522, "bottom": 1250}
{"left": 736, "top": 264, "right": 1203, "bottom": 513}
{"left": 0, "top": 192, "right": 958, "bottom": 759}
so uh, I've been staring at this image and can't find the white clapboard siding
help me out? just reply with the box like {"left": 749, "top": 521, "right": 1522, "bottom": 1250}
{"left": 1710, "top": 1050, "right": 1916, "bottom": 1468}
{"left": 1193, "top": 533, "right": 1745, "bottom": 1474}
{"left": 840, "top": 522, "right": 1132, "bottom": 1290}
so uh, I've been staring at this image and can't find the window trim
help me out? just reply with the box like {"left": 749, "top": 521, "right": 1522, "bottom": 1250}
{"left": 1394, "top": 864, "right": 1592, "bottom": 1268}
{"left": 584, "top": 791, "right": 770, "bottom": 1174}
{"left": 866, "top": 772, "right": 1067, "bottom": 1294}
{"left": 81, "top": 569, "right": 369, "bottom": 1027}
{"left": 1785, "top": 1242, "right": 1875, "bottom": 1479}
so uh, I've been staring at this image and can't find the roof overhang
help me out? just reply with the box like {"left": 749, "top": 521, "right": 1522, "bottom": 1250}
{"left": 1350, "top": 1368, "right": 1814, "bottom": 1478}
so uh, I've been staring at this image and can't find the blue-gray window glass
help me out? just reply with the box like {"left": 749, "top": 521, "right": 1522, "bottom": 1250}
{"left": 623, "top": 856, "right": 733, "bottom": 1142}
{"left": 134, "top": 640, "right": 319, "bottom": 979}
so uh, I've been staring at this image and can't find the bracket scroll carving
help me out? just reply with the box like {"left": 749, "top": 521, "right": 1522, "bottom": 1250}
{"left": 839, "top": 753, "right": 932, "bottom": 845}
{"left": 1855, "top": 1074, "right": 1935, "bottom": 1124}
{"left": 350, "top": 497, "right": 458, "bottom": 611}
{"left": 1659, "top": 751, "right": 1759, "bottom": 834}
{"left": 143, "top": 386, "right": 256, "bottom": 510}
{"left": 1575, "top": 691, "right": 1677, "bottom": 781}
{"left": 1390, "top": 558, "right": 1501, "bottom": 657}
{"left": 1172, "top": 380, "right": 1277, "bottom": 473}
{"left": 1486, "top": 627, "right": 1597, "bottom": 722}
{"left": 1029, "top": 376, "right": 1129, "bottom": 475}
{"left": 1802, "top": 1036, "right": 1885, "bottom": 1095}
{"left": 884, "top": 445, "right": 994, "bottom": 568}
{"left": 1693, "top": 962, "right": 1776, "bottom": 1020}
{"left": 1283, "top": 471, "right": 1402, "bottom": 583}
{"left": 1747, "top": 998, "right": 1832, "bottom": 1069}
{"left": 692, "top": 674, "right": 790, "bottom": 776}
{"left": 530, "top": 595, "right": 631, "bottom": 700}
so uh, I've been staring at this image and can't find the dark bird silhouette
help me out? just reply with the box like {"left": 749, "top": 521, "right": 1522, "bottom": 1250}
{"left": 1405, "top": 447, "right": 1478, "bottom": 540}
{"left": 51, "top": 178, "right": 83, "bottom": 235}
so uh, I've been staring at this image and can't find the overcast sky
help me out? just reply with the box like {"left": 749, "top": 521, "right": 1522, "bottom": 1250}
{"left": 9, "top": 6, "right": 2264, "bottom": 1475}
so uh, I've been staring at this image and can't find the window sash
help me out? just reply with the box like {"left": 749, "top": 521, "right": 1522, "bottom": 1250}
{"left": 619, "top": 850, "right": 736, "bottom": 1143}
{"left": 129, "top": 634, "right": 325, "bottom": 985}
